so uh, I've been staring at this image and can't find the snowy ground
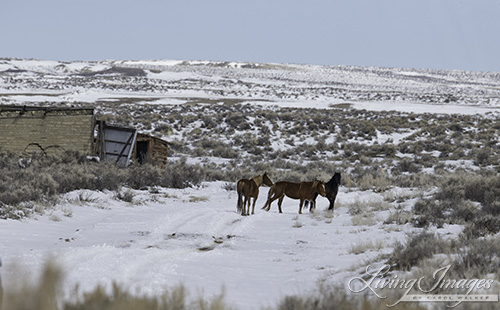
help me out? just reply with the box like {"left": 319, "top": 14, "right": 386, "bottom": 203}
{"left": 0, "top": 181, "right": 447, "bottom": 309}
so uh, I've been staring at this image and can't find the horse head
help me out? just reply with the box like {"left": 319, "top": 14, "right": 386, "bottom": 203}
{"left": 262, "top": 172, "right": 273, "bottom": 187}
{"left": 328, "top": 172, "right": 341, "bottom": 186}
{"left": 334, "top": 172, "right": 341, "bottom": 183}
{"left": 314, "top": 181, "right": 327, "bottom": 197}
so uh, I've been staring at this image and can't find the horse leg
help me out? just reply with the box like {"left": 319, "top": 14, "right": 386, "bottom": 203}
{"left": 277, "top": 195, "right": 285, "bottom": 213}
{"left": 310, "top": 200, "right": 316, "bottom": 213}
{"left": 299, "top": 199, "right": 304, "bottom": 214}
{"left": 262, "top": 196, "right": 271, "bottom": 211}
{"left": 328, "top": 192, "right": 338, "bottom": 213}
{"left": 266, "top": 196, "right": 283, "bottom": 213}
{"left": 308, "top": 197, "right": 317, "bottom": 213}
{"left": 251, "top": 189, "right": 259, "bottom": 215}
{"left": 243, "top": 196, "right": 249, "bottom": 215}
{"left": 262, "top": 188, "right": 273, "bottom": 211}
{"left": 237, "top": 190, "right": 243, "bottom": 214}
{"left": 310, "top": 192, "right": 318, "bottom": 212}
{"left": 262, "top": 190, "right": 278, "bottom": 211}
{"left": 246, "top": 197, "right": 252, "bottom": 216}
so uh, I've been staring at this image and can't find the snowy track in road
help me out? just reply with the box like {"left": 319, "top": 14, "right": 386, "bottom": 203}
{"left": 0, "top": 182, "right": 415, "bottom": 309}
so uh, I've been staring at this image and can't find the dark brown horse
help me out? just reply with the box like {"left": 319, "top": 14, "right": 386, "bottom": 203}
{"left": 261, "top": 180, "right": 326, "bottom": 214}
{"left": 237, "top": 172, "right": 273, "bottom": 215}
{"left": 305, "top": 172, "right": 341, "bottom": 213}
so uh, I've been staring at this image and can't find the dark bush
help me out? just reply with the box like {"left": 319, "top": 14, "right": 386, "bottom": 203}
{"left": 388, "top": 232, "right": 450, "bottom": 271}
{"left": 460, "top": 214, "right": 500, "bottom": 239}
{"left": 482, "top": 200, "right": 500, "bottom": 216}
{"left": 452, "top": 236, "right": 500, "bottom": 278}
{"left": 161, "top": 159, "right": 205, "bottom": 188}
{"left": 412, "top": 199, "right": 445, "bottom": 227}
{"left": 126, "top": 164, "right": 163, "bottom": 190}
{"left": 394, "top": 159, "right": 422, "bottom": 174}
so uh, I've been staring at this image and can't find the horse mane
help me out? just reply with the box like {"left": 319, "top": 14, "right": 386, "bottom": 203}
{"left": 327, "top": 172, "right": 341, "bottom": 187}
{"left": 251, "top": 175, "right": 263, "bottom": 186}
{"left": 251, "top": 172, "right": 273, "bottom": 187}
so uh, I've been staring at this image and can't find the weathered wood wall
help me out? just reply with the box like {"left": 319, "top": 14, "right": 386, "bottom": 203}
{"left": 0, "top": 107, "right": 94, "bottom": 155}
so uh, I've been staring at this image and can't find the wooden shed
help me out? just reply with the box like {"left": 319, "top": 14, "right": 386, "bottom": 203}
{"left": 94, "top": 121, "right": 171, "bottom": 167}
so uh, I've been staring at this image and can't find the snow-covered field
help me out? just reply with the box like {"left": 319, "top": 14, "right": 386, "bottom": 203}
{"left": 1, "top": 181, "right": 450, "bottom": 309}
{"left": 1, "top": 58, "right": 500, "bottom": 309}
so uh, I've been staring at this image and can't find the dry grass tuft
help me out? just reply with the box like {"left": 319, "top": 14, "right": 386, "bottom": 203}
{"left": 2, "top": 262, "right": 234, "bottom": 310}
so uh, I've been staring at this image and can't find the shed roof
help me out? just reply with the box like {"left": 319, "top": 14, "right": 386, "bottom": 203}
{"left": 0, "top": 105, "right": 94, "bottom": 113}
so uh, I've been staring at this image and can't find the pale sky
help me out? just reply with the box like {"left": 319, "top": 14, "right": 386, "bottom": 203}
{"left": 1, "top": 0, "right": 499, "bottom": 72}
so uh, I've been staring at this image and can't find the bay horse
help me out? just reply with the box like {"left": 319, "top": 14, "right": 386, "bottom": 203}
{"left": 261, "top": 180, "right": 326, "bottom": 214}
{"left": 304, "top": 172, "right": 341, "bottom": 213}
{"left": 237, "top": 172, "right": 273, "bottom": 215}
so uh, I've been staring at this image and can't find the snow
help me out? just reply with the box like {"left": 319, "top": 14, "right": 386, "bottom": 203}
{"left": 0, "top": 182, "right": 414, "bottom": 309}
{"left": 121, "top": 59, "right": 184, "bottom": 67}
{"left": 375, "top": 129, "right": 417, "bottom": 145}
{"left": 350, "top": 101, "right": 500, "bottom": 115}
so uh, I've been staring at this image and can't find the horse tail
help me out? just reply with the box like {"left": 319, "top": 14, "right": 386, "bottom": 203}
{"left": 261, "top": 183, "right": 276, "bottom": 210}
{"left": 237, "top": 181, "right": 244, "bottom": 214}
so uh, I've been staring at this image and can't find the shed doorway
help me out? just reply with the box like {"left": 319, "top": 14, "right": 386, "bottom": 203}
{"left": 136, "top": 141, "right": 149, "bottom": 164}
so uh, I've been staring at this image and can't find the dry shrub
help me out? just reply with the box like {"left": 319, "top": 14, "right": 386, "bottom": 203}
{"left": 0, "top": 154, "right": 209, "bottom": 218}
{"left": 358, "top": 173, "right": 391, "bottom": 192}
{"left": 115, "top": 188, "right": 135, "bottom": 203}
{"left": 436, "top": 172, "right": 500, "bottom": 208}
{"left": 394, "top": 159, "right": 422, "bottom": 174}
{"left": 0, "top": 151, "right": 126, "bottom": 209}
{"left": 384, "top": 209, "right": 414, "bottom": 225}
{"left": 161, "top": 159, "right": 205, "bottom": 188}
{"left": 350, "top": 166, "right": 392, "bottom": 193}
{"left": 461, "top": 214, "right": 500, "bottom": 239}
{"left": 345, "top": 198, "right": 389, "bottom": 216}
{"left": 2, "top": 262, "right": 233, "bottom": 310}
{"left": 388, "top": 232, "right": 449, "bottom": 271}
{"left": 348, "top": 240, "right": 384, "bottom": 255}
{"left": 351, "top": 214, "right": 377, "bottom": 226}
{"left": 277, "top": 284, "right": 426, "bottom": 310}
{"left": 126, "top": 163, "right": 163, "bottom": 190}
{"left": 392, "top": 173, "right": 435, "bottom": 190}
{"left": 3, "top": 261, "right": 62, "bottom": 310}
{"left": 451, "top": 235, "right": 500, "bottom": 279}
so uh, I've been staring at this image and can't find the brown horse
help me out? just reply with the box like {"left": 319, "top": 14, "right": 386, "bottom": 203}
{"left": 261, "top": 181, "right": 326, "bottom": 214}
{"left": 237, "top": 172, "right": 273, "bottom": 215}
{"left": 305, "top": 172, "right": 341, "bottom": 213}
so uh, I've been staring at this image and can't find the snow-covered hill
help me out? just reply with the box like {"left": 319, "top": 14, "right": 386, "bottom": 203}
{"left": 1, "top": 58, "right": 500, "bottom": 110}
